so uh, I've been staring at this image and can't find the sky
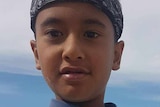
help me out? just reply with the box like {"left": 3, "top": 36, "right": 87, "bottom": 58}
{"left": 0, "top": 0, "right": 160, "bottom": 107}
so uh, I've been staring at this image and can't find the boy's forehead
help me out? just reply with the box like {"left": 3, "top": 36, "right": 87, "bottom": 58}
{"left": 30, "top": 0, "right": 123, "bottom": 41}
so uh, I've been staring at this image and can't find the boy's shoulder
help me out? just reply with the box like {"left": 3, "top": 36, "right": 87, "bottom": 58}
{"left": 105, "top": 102, "right": 117, "bottom": 107}
{"left": 50, "top": 99, "right": 116, "bottom": 107}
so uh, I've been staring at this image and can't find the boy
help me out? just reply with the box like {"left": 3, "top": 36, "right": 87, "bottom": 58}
{"left": 30, "top": 0, "right": 124, "bottom": 107}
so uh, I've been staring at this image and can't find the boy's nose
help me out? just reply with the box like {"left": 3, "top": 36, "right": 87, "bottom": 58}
{"left": 62, "top": 36, "right": 85, "bottom": 62}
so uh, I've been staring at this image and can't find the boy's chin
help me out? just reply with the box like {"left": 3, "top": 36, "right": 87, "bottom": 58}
{"left": 56, "top": 95, "right": 89, "bottom": 102}
{"left": 55, "top": 91, "right": 104, "bottom": 104}
{"left": 55, "top": 93, "right": 94, "bottom": 103}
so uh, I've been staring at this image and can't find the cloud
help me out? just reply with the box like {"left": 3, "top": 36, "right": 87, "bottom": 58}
{"left": 119, "top": 0, "right": 160, "bottom": 81}
{"left": 143, "top": 95, "right": 160, "bottom": 102}
{"left": 109, "top": 67, "right": 160, "bottom": 88}
{"left": 0, "top": 53, "right": 41, "bottom": 76}
{"left": 0, "top": 0, "right": 34, "bottom": 55}
{"left": 0, "top": 83, "right": 20, "bottom": 95}
{"left": 121, "top": 0, "right": 160, "bottom": 18}
{"left": 149, "top": 54, "right": 160, "bottom": 68}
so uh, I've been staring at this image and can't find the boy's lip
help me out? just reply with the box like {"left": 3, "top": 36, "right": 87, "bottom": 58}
{"left": 60, "top": 66, "right": 90, "bottom": 74}
{"left": 60, "top": 66, "right": 90, "bottom": 81}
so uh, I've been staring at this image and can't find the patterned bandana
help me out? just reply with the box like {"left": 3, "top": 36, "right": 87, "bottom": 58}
{"left": 30, "top": 0, "right": 123, "bottom": 41}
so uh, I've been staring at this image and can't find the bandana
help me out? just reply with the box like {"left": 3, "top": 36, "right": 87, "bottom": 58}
{"left": 30, "top": 0, "right": 123, "bottom": 41}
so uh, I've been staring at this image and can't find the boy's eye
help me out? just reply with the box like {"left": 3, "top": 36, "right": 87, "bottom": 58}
{"left": 84, "top": 31, "right": 99, "bottom": 38}
{"left": 47, "top": 30, "right": 63, "bottom": 38}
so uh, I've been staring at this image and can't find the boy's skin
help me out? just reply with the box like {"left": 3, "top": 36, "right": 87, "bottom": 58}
{"left": 30, "top": 2, "right": 124, "bottom": 107}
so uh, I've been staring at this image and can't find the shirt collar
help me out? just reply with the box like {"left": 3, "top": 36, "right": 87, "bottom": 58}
{"left": 50, "top": 99, "right": 116, "bottom": 107}
{"left": 50, "top": 99, "right": 79, "bottom": 107}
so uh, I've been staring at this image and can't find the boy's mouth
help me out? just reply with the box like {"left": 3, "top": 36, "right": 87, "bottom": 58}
{"left": 60, "top": 66, "right": 90, "bottom": 81}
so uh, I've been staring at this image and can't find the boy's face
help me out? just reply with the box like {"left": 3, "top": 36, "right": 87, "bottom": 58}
{"left": 31, "top": 2, "right": 124, "bottom": 103}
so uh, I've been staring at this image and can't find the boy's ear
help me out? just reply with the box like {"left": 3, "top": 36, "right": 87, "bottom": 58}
{"left": 112, "top": 41, "right": 124, "bottom": 71}
{"left": 30, "top": 40, "right": 41, "bottom": 70}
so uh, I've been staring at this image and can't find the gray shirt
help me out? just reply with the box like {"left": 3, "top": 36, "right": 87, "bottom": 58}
{"left": 50, "top": 99, "right": 116, "bottom": 107}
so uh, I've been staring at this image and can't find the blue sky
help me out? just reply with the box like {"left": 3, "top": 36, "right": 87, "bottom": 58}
{"left": 0, "top": 0, "right": 160, "bottom": 107}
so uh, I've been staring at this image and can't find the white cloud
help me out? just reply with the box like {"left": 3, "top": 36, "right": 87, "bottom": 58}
{"left": 0, "top": 0, "right": 34, "bottom": 55}
{"left": 109, "top": 66, "right": 160, "bottom": 87}
{"left": 149, "top": 54, "right": 160, "bottom": 68}
{"left": 119, "top": 0, "right": 160, "bottom": 80}
{"left": 0, "top": 53, "right": 41, "bottom": 76}
{"left": 141, "top": 95, "right": 160, "bottom": 102}
{"left": 121, "top": 0, "right": 160, "bottom": 18}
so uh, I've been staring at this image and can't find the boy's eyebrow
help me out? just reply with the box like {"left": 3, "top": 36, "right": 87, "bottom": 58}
{"left": 40, "top": 17, "right": 106, "bottom": 28}
{"left": 41, "top": 17, "right": 63, "bottom": 27}
{"left": 84, "top": 19, "right": 106, "bottom": 28}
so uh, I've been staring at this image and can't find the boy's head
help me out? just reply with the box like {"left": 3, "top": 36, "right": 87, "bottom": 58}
{"left": 30, "top": 0, "right": 124, "bottom": 105}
